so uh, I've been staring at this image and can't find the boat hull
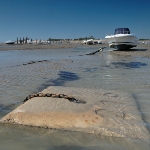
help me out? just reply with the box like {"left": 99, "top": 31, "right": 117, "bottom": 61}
{"left": 109, "top": 43, "right": 136, "bottom": 50}
{"left": 105, "top": 34, "right": 138, "bottom": 50}
{"left": 6, "top": 42, "right": 15, "bottom": 44}
{"left": 5, "top": 40, "right": 15, "bottom": 44}
{"left": 83, "top": 39, "right": 93, "bottom": 45}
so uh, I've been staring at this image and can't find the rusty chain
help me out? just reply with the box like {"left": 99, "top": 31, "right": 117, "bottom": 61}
{"left": 23, "top": 93, "right": 86, "bottom": 104}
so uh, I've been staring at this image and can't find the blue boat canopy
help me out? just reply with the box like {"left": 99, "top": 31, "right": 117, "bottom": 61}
{"left": 114, "top": 28, "right": 130, "bottom": 35}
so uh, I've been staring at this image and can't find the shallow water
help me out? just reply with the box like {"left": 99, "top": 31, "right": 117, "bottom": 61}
{"left": 0, "top": 47, "right": 150, "bottom": 149}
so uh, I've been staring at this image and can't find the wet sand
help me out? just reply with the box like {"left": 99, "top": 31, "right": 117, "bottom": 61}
{"left": 110, "top": 44, "right": 150, "bottom": 58}
{"left": 0, "top": 42, "right": 102, "bottom": 51}
{"left": 0, "top": 43, "right": 148, "bottom": 144}
{"left": 1, "top": 86, "right": 149, "bottom": 139}
{"left": 1, "top": 42, "right": 150, "bottom": 58}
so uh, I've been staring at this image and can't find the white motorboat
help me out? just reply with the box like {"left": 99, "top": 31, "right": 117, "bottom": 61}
{"left": 83, "top": 39, "right": 93, "bottom": 45}
{"left": 105, "top": 28, "right": 138, "bottom": 50}
{"left": 27, "top": 39, "right": 32, "bottom": 44}
{"left": 38, "top": 40, "right": 44, "bottom": 44}
{"left": 5, "top": 40, "right": 15, "bottom": 44}
{"left": 47, "top": 41, "right": 51, "bottom": 44}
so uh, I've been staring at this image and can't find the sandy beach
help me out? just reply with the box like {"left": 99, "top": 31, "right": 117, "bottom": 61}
{"left": 0, "top": 41, "right": 102, "bottom": 51}
{"left": 0, "top": 41, "right": 84, "bottom": 50}
{"left": 1, "top": 42, "right": 150, "bottom": 58}
{"left": 110, "top": 44, "right": 150, "bottom": 58}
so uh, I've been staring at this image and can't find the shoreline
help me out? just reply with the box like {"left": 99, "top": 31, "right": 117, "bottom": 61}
{"left": 0, "top": 42, "right": 103, "bottom": 51}
{"left": 1, "top": 42, "right": 150, "bottom": 58}
{"left": 110, "top": 44, "right": 150, "bottom": 58}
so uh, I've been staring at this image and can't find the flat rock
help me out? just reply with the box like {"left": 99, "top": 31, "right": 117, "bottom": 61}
{"left": 0, "top": 86, "right": 149, "bottom": 139}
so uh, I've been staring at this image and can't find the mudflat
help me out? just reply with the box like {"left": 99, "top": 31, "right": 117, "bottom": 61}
{"left": 1, "top": 42, "right": 150, "bottom": 139}
{"left": 0, "top": 41, "right": 105, "bottom": 51}
{"left": 1, "top": 42, "right": 150, "bottom": 58}
{"left": 0, "top": 42, "right": 83, "bottom": 50}
{"left": 110, "top": 44, "right": 150, "bottom": 58}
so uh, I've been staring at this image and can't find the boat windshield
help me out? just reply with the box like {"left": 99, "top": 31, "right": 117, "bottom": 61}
{"left": 114, "top": 28, "right": 130, "bottom": 34}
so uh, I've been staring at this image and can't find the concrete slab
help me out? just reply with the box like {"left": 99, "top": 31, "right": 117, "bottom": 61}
{"left": 0, "top": 86, "right": 149, "bottom": 139}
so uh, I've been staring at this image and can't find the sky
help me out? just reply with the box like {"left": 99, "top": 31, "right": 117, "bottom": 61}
{"left": 0, "top": 0, "right": 150, "bottom": 42}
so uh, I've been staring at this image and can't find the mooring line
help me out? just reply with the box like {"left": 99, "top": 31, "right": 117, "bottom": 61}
{"left": 78, "top": 47, "right": 106, "bottom": 56}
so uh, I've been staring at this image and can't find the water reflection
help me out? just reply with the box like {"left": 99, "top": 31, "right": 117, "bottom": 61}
{"left": 0, "top": 48, "right": 150, "bottom": 150}
{"left": 99, "top": 53, "right": 147, "bottom": 69}
{"left": 112, "top": 62, "right": 147, "bottom": 68}
{"left": 40, "top": 71, "right": 79, "bottom": 90}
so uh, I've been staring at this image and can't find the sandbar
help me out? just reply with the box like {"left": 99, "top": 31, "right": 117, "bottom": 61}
{"left": 1, "top": 86, "right": 149, "bottom": 139}
{"left": 1, "top": 42, "right": 150, "bottom": 58}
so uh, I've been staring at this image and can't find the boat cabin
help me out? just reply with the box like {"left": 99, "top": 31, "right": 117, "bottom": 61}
{"left": 114, "top": 28, "right": 130, "bottom": 35}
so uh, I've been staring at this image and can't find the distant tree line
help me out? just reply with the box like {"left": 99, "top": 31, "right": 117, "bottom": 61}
{"left": 48, "top": 38, "right": 63, "bottom": 41}
{"left": 139, "top": 39, "right": 150, "bottom": 40}
{"left": 48, "top": 38, "right": 73, "bottom": 41}
{"left": 48, "top": 36, "right": 96, "bottom": 41}
{"left": 77, "top": 36, "right": 95, "bottom": 41}
{"left": 16, "top": 37, "right": 32, "bottom": 44}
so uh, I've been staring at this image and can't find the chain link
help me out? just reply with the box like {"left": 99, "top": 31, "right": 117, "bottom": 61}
{"left": 23, "top": 93, "right": 86, "bottom": 104}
